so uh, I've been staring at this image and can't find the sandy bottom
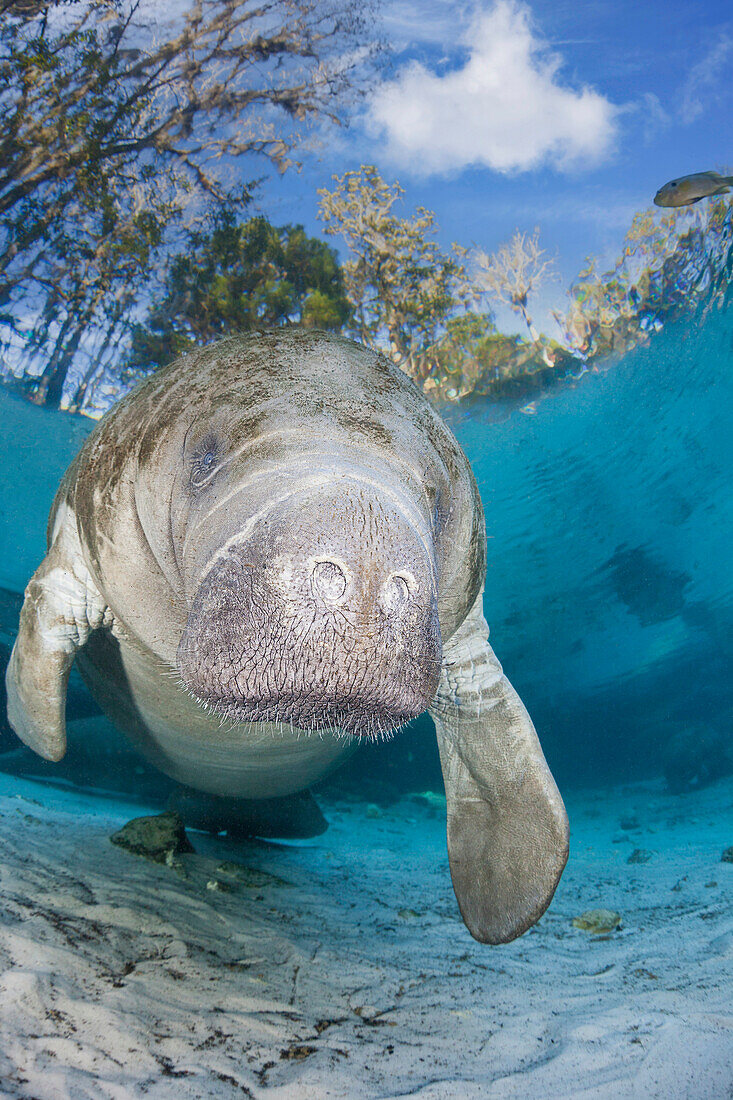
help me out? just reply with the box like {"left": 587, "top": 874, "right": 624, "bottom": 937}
{"left": 0, "top": 768, "right": 731, "bottom": 1100}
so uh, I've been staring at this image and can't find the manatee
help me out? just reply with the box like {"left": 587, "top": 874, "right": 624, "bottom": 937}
{"left": 6, "top": 329, "right": 568, "bottom": 944}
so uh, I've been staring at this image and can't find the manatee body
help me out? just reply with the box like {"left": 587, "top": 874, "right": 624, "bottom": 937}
{"left": 7, "top": 330, "right": 568, "bottom": 943}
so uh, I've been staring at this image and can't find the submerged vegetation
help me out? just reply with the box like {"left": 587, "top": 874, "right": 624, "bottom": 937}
{"left": 0, "top": 1, "right": 731, "bottom": 416}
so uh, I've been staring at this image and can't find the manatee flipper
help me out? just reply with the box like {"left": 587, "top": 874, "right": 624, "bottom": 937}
{"left": 429, "top": 589, "right": 569, "bottom": 944}
{"left": 6, "top": 507, "right": 107, "bottom": 761}
{"left": 168, "top": 787, "right": 328, "bottom": 839}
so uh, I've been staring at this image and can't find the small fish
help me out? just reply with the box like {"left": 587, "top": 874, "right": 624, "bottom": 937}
{"left": 654, "top": 170, "right": 733, "bottom": 207}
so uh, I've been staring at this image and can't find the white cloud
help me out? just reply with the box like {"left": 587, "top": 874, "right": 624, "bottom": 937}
{"left": 379, "top": 0, "right": 468, "bottom": 50}
{"left": 367, "top": 0, "right": 618, "bottom": 175}
{"left": 680, "top": 34, "right": 733, "bottom": 124}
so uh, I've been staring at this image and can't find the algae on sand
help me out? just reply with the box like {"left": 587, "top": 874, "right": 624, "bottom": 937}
{"left": 572, "top": 909, "right": 622, "bottom": 934}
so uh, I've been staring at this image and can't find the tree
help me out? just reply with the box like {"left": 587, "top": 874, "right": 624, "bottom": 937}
{"left": 427, "top": 311, "right": 515, "bottom": 401}
{"left": 557, "top": 202, "right": 728, "bottom": 360}
{"left": 128, "top": 211, "right": 351, "bottom": 371}
{"left": 317, "top": 165, "right": 484, "bottom": 382}
{"left": 474, "top": 228, "right": 556, "bottom": 341}
{"left": 0, "top": 0, "right": 380, "bottom": 406}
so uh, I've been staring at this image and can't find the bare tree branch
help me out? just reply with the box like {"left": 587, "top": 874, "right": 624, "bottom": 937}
{"left": 0, "top": 0, "right": 382, "bottom": 405}
{"left": 474, "top": 228, "right": 557, "bottom": 341}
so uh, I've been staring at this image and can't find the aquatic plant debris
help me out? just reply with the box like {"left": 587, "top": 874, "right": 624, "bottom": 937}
{"left": 215, "top": 860, "right": 292, "bottom": 889}
{"left": 627, "top": 848, "right": 653, "bottom": 864}
{"left": 572, "top": 909, "right": 622, "bottom": 934}
{"left": 408, "top": 790, "right": 447, "bottom": 816}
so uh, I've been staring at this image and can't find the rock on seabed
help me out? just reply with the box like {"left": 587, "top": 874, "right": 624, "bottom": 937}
{"left": 110, "top": 810, "right": 195, "bottom": 864}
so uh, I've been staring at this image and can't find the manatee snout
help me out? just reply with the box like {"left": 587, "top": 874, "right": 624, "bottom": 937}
{"left": 177, "top": 490, "right": 441, "bottom": 737}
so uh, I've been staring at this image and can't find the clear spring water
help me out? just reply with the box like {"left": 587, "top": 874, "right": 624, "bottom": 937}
{"left": 454, "top": 297, "right": 733, "bottom": 790}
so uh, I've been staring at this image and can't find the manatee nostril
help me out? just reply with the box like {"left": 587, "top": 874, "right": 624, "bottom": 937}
{"left": 382, "top": 574, "right": 410, "bottom": 614}
{"left": 311, "top": 560, "right": 347, "bottom": 601}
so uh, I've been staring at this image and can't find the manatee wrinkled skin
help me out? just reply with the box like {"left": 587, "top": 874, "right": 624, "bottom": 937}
{"left": 6, "top": 329, "right": 569, "bottom": 943}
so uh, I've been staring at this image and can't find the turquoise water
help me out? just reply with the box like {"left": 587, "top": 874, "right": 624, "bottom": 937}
{"left": 0, "top": 389, "right": 92, "bottom": 593}
{"left": 453, "top": 301, "right": 733, "bottom": 787}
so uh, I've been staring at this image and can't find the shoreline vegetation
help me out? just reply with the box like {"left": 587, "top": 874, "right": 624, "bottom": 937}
{"left": 4, "top": 180, "right": 731, "bottom": 421}
{"left": 1, "top": 4, "right": 731, "bottom": 419}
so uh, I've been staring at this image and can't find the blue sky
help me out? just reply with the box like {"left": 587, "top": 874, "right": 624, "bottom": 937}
{"left": 253, "top": 0, "right": 732, "bottom": 337}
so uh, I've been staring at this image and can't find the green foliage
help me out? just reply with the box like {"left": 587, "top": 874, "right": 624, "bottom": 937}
{"left": 426, "top": 312, "right": 556, "bottom": 402}
{"left": 129, "top": 212, "right": 351, "bottom": 371}
{"left": 4, "top": 7, "right": 727, "bottom": 421}
{"left": 318, "top": 165, "right": 484, "bottom": 382}
{"left": 432, "top": 313, "right": 504, "bottom": 393}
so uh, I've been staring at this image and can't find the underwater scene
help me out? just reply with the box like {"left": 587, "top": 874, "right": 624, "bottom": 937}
{"left": 1, "top": 1, "right": 732, "bottom": 1097}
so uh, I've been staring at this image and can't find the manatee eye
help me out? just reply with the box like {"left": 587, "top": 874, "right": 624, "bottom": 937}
{"left": 189, "top": 433, "right": 223, "bottom": 489}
